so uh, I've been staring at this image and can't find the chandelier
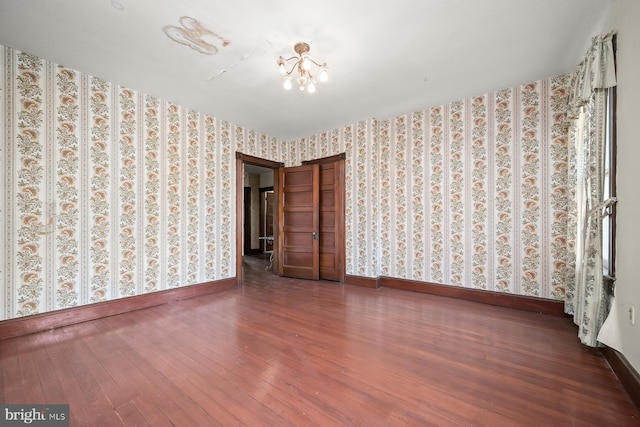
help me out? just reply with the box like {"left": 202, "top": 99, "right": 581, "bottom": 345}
{"left": 277, "top": 42, "right": 329, "bottom": 93}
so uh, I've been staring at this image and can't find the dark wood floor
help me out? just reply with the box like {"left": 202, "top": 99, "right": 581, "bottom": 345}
{"left": 1, "top": 254, "right": 638, "bottom": 426}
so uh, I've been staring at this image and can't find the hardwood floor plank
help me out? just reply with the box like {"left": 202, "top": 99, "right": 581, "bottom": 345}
{"left": 43, "top": 328, "right": 103, "bottom": 426}
{"left": 55, "top": 325, "right": 127, "bottom": 426}
{"left": 0, "top": 336, "right": 23, "bottom": 402}
{"left": 84, "top": 318, "right": 215, "bottom": 425}
{"left": 128, "top": 396, "right": 177, "bottom": 427}
{"left": 75, "top": 323, "right": 135, "bottom": 411}
{"left": 130, "top": 302, "right": 336, "bottom": 426}
{"left": 0, "top": 256, "right": 638, "bottom": 426}
{"left": 0, "top": 343, "right": 3, "bottom": 403}
{"left": 28, "top": 333, "right": 71, "bottom": 409}
{"left": 14, "top": 336, "right": 46, "bottom": 404}
{"left": 107, "top": 310, "right": 256, "bottom": 427}
{"left": 225, "top": 296, "right": 472, "bottom": 425}
{"left": 98, "top": 314, "right": 229, "bottom": 427}
{"left": 114, "top": 401, "right": 150, "bottom": 427}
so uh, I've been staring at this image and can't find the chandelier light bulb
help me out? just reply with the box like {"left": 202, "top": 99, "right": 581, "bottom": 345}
{"left": 307, "top": 81, "right": 316, "bottom": 94}
{"left": 278, "top": 60, "right": 286, "bottom": 75}
{"left": 302, "top": 56, "right": 311, "bottom": 71}
{"left": 299, "top": 84, "right": 305, "bottom": 92}
{"left": 319, "top": 66, "right": 329, "bottom": 83}
{"left": 283, "top": 77, "right": 292, "bottom": 90}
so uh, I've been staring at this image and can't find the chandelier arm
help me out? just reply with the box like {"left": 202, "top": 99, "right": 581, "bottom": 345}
{"left": 283, "top": 62, "right": 300, "bottom": 77}
{"left": 307, "top": 58, "right": 325, "bottom": 68}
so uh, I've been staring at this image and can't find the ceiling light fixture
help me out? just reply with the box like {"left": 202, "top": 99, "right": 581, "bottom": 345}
{"left": 277, "top": 42, "right": 329, "bottom": 93}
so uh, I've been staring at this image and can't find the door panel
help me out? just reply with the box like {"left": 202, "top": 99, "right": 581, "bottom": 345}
{"left": 317, "top": 161, "right": 343, "bottom": 281}
{"left": 284, "top": 232, "right": 313, "bottom": 247}
{"left": 285, "top": 191, "right": 313, "bottom": 206}
{"left": 278, "top": 164, "right": 319, "bottom": 280}
{"left": 284, "top": 211, "right": 314, "bottom": 227}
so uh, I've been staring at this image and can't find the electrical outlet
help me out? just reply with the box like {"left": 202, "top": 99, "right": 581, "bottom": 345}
{"left": 629, "top": 304, "right": 636, "bottom": 326}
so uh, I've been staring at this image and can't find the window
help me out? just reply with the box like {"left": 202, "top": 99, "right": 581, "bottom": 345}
{"left": 602, "top": 86, "right": 616, "bottom": 279}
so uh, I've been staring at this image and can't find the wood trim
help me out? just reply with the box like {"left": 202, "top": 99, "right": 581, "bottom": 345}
{"left": 236, "top": 156, "right": 244, "bottom": 284}
{"left": 236, "top": 152, "right": 284, "bottom": 169}
{"left": 272, "top": 169, "right": 280, "bottom": 274}
{"left": 277, "top": 167, "right": 284, "bottom": 277}
{"left": 378, "top": 276, "right": 565, "bottom": 315}
{"left": 602, "top": 345, "right": 640, "bottom": 410}
{"left": 345, "top": 275, "right": 380, "bottom": 288}
{"left": 336, "top": 159, "right": 346, "bottom": 283}
{"left": 0, "top": 278, "right": 237, "bottom": 341}
{"left": 312, "top": 164, "right": 320, "bottom": 280}
{"left": 244, "top": 187, "right": 252, "bottom": 254}
{"left": 302, "top": 152, "right": 346, "bottom": 165}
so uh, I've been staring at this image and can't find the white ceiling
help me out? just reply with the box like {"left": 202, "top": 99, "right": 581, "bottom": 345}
{"left": 0, "top": 0, "right": 613, "bottom": 140}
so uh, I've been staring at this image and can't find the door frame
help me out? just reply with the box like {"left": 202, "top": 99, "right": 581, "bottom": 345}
{"left": 235, "top": 152, "right": 284, "bottom": 284}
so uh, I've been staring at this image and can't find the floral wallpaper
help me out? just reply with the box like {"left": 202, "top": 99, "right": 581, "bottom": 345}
{"left": 0, "top": 46, "right": 288, "bottom": 320}
{"left": 0, "top": 43, "right": 571, "bottom": 321}
{"left": 299, "top": 76, "right": 570, "bottom": 300}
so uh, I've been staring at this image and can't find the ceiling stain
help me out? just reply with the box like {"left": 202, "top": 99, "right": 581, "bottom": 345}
{"left": 163, "top": 16, "right": 230, "bottom": 55}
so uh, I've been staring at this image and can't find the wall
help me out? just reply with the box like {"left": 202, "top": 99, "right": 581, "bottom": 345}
{"left": 0, "top": 46, "right": 288, "bottom": 320}
{"left": 598, "top": 0, "right": 640, "bottom": 372}
{"left": 0, "top": 42, "right": 573, "bottom": 321}
{"left": 248, "top": 173, "right": 260, "bottom": 250}
{"left": 260, "top": 170, "right": 274, "bottom": 188}
{"left": 299, "top": 75, "right": 571, "bottom": 300}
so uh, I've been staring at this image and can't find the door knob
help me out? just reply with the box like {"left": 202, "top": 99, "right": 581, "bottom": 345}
{"left": 312, "top": 231, "right": 318, "bottom": 239}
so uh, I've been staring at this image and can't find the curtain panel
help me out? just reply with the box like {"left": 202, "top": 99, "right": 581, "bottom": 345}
{"left": 565, "top": 31, "right": 617, "bottom": 347}
{"left": 567, "top": 32, "right": 617, "bottom": 119}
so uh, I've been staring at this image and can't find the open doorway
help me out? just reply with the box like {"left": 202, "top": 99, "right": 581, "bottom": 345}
{"left": 234, "top": 152, "right": 346, "bottom": 285}
{"left": 235, "top": 153, "right": 283, "bottom": 284}
{"left": 243, "top": 163, "right": 273, "bottom": 256}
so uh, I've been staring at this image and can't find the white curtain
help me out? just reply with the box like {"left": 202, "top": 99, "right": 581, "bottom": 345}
{"left": 565, "top": 31, "right": 617, "bottom": 347}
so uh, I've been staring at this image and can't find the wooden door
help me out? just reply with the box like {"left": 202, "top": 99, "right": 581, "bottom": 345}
{"left": 303, "top": 154, "right": 346, "bottom": 282}
{"left": 278, "top": 164, "right": 320, "bottom": 279}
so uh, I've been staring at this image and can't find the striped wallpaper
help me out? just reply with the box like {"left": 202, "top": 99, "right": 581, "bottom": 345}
{"left": 299, "top": 76, "right": 570, "bottom": 299}
{"left": 1, "top": 44, "right": 570, "bottom": 320}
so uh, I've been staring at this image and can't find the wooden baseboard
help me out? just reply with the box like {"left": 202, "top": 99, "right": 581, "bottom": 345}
{"left": 378, "top": 276, "right": 565, "bottom": 315}
{"left": 345, "top": 275, "right": 563, "bottom": 315}
{"left": 602, "top": 345, "right": 640, "bottom": 410}
{"left": 0, "top": 277, "right": 237, "bottom": 340}
{"left": 345, "top": 275, "right": 379, "bottom": 288}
